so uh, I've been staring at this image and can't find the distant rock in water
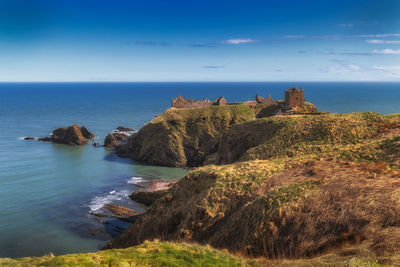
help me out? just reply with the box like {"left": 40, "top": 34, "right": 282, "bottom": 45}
{"left": 80, "top": 126, "right": 95, "bottom": 139}
{"left": 48, "top": 124, "right": 94, "bottom": 146}
{"left": 38, "top": 137, "right": 51, "bottom": 142}
{"left": 24, "top": 137, "right": 36, "bottom": 140}
{"left": 104, "top": 134, "right": 117, "bottom": 147}
{"left": 93, "top": 142, "right": 100, "bottom": 147}
{"left": 104, "top": 126, "right": 136, "bottom": 148}
{"left": 116, "top": 126, "right": 134, "bottom": 132}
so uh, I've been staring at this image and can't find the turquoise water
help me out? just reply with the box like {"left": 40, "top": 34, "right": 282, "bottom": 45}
{"left": 0, "top": 82, "right": 399, "bottom": 258}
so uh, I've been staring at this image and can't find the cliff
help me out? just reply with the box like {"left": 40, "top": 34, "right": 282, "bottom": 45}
{"left": 116, "top": 104, "right": 255, "bottom": 167}
{"left": 107, "top": 112, "right": 400, "bottom": 265}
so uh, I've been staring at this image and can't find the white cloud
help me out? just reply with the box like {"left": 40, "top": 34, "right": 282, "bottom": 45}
{"left": 338, "top": 23, "right": 353, "bottom": 27}
{"left": 283, "top": 35, "right": 305, "bottom": 39}
{"left": 366, "top": 39, "right": 400, "bottom": 44}
{"left": 220, "top": 38, "right": 258, "bottom": 44}
{"left": 282, "top": 33, "right": 400, "bottom": 40}
{"left": 371, "top": 49, "right": 400, "bottom": 55}
{"left": 372, "top": 66, "right": 400, "bottom": 71}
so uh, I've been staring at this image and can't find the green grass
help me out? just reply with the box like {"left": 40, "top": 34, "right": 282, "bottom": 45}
{"left": 218, "top": 112, "right": 390, "bottom": 163}
{"left": 0, "top": 241, "right": 259, "bottom": 267}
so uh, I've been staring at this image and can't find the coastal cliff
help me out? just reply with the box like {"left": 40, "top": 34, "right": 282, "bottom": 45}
{"left": 107, "top": 111, "right": 400, "bottom": 264}
{"left": 116, "top": 104, "right": 255, "bottom": 167}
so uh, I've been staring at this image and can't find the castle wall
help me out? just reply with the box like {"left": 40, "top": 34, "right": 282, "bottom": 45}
{"left": 284, "top": 88, "right": 304, "bottom": 108}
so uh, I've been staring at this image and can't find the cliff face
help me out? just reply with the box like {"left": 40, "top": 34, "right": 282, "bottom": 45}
{"left": 116, "top": 105, "right": 255, "bottom": 167}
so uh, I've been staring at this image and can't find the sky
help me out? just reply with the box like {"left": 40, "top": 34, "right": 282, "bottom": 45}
{"left": 0, "top": 0, "right": 399, "bottom": 82}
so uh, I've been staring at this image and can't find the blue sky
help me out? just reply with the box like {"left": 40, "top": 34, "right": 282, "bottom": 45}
{"left": 0, "top": 0, "right": 399, "bottom": 82}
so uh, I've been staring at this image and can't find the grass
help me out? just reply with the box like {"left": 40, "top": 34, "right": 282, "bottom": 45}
{"left": 106, "top": 112, "right": 400, "bottom": 266}
{"left": 218, "top": 112, "right": 390, "bottom": 163}
{"left": 0, "top": 241, "right": 259, "bottom": 267}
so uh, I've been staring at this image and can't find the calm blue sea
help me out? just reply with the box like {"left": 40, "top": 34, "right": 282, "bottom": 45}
{"left": 0, "top": 82, "right": 399, "bottom": 258}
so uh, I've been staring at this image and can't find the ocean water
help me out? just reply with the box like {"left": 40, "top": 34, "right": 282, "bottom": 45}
{"left": 0, "top": 82, "right": 399, "bottom": 258}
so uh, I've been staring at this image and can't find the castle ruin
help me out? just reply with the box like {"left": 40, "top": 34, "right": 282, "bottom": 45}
{"left": 172, "top": 95, "right": 227, "bottom": 108}
{"left": 256, "top": 94, "right": 275, "bottom": 105}
{"left": 284, "top": 87, "right": 304, "bottom": 108}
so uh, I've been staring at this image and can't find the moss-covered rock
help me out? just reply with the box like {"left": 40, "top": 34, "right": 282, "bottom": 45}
{"left": 117, "top": 105, "right": 255, "bottom": 167}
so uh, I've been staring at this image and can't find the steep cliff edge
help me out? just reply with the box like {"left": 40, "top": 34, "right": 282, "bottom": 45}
{"left": 116, "top": 104, "right": 255, "bottom": 167}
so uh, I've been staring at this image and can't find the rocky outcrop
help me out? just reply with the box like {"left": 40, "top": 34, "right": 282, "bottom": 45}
{"left": 80, "top": 126, "right": 95, "bottom": 139}
{"left": 24, "top": 137, "right": 36, "bottom": 140}
{"left": 116, "top": 105, "right": 255, "bottom": 167}
{"left": 116, "top": 126, "right": 134, "bottom": 132}
{"left": 105, "top": 204, "right": 138, "bottom": 217}
{"left": 50, "top": 124, "right": 93, "bottom": 145}
{"left": 104, "top": 127, "right": 135, "bottom": 148}
{"left": 104, "top": 134, "right": 117, "bottom": 147}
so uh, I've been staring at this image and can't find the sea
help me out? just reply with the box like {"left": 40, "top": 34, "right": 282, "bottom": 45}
{"left": 0, "top": 82, "right": 399, "bottom": 258}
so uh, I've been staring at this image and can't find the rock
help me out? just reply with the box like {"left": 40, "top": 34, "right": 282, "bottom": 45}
{"left": 80, "top": 126, "right": 95, "bottom": 139}
{"left": 38, "top": 137, "right": 51, "bottom": 142}
{"left": 51, "top": 124, "right": 90, "bottom": 146}
{"left": 90, "top": 211, "right": 107, "bottom": 217}
{"left": 93, "top": 142, "right": 100, "bottom": 147}
{"left": 104, "top": 204, "right": 138, "bottom": 217}
{"left": 130, "top": 190, "right": 167, "bottom": 206}
{"left": 113, "top": 133, "right": 130, "bottom": 142}
{"left": 116, "top": 126, "right": 134, "bottom": 132}
{"left": 24, "top": 137, "right": 36, "bottom": 140}
{"left": 104, "top": 134, "right": 117, "bottom": 147}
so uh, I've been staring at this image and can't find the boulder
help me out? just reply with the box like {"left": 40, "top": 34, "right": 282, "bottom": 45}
{"left": 80, "top": 126, "right": 95, "bottom": 139}
{"left": 93, "top": 142, "right": 100, "bottom": 147}
{"left": 51, "top": 124, "right": 89, "bottom": 146}
{"left": 104, "top": 134, "right": 117, "bottom": 147}
{"left": 24, "top": 137, "right": 36, "bottom": 140}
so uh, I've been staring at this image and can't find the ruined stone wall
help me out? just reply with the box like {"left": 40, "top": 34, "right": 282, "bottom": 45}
{"left": 172, "top": 95, "right": 227, "bottom": 108}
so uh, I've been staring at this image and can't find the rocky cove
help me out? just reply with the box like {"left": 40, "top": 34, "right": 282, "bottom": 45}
{"left": 12, "top": 86, "right": 400, "bottom": 265}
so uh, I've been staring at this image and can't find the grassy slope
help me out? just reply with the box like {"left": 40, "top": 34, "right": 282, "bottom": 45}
{"left": 0, "top": 241, "right": 258, "bottom": 267}
{"left": 218, "top": 112, "right": 388, "bottom": 163}
{"left": 107, "top": 112, "right": 400, "bottom": 266}
{"left": 117, "top": 104, "right": 255, "bottom": 167}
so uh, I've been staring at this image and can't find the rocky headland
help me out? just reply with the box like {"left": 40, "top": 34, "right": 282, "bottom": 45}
{"left": 102, "top": 88, "right": 400, "bottom": 265}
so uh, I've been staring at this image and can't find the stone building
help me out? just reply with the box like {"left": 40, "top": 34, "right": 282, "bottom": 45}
{"left": 284, "top": 87, "right": 305, "bottom": 108}
{"left": 172, "top": 95, "right": 227, "bottom": 108}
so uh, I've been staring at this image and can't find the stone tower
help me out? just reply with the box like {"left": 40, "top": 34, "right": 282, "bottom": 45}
{"left": 284, "top": 87, "right": 305, "bottom": 108}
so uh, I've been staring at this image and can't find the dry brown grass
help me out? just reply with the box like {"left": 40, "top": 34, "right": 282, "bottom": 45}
{"left": 106, "top": 158, "right": 400, "bottom": 265}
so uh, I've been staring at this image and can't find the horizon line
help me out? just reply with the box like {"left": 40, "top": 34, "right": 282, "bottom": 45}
{"left": 0, "top": 80, "right": 399, "bottom": 83}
